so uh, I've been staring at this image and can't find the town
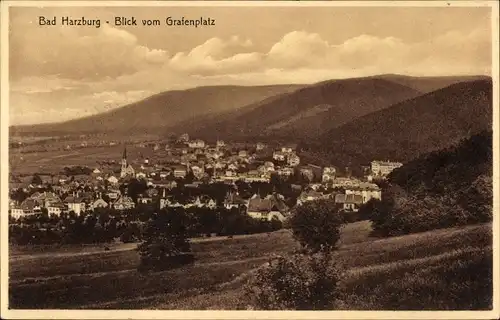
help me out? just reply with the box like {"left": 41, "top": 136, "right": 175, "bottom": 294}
{"left": 8, "top": 134, "right": 402, "bottom": 228}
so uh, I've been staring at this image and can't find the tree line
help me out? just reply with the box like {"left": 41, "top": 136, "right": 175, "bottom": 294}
{"left": 9, "top": 206, "right": 283, "bottom": 246}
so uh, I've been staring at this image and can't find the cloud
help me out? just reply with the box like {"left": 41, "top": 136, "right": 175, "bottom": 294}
{"left": 11, "top": 24, "right": 169, "bottom": 80}
{"left": 164, "top": 27, "right": 490, "bottom": 78}
{"left": 10, "top": 76, "right": 84, "bottom": 94}
{"left": 266, "top": 31, "right": 332, "bottom": 68}
{"left": 9, "top": 24, "right": 491, "bottom": 125}
{"left": 168, "top": 36, "right": 258, "bottom": 75}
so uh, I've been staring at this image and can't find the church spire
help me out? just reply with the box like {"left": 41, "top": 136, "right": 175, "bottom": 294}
{"left": 122, "top": 145, "right": 127, "bottom": 160}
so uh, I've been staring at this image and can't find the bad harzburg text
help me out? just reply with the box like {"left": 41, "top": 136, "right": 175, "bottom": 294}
{"left": 38, "top": 16, "right": 216, "bottom": 28}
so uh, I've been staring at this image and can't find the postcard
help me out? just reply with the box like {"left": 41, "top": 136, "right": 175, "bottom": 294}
{"left": 1, "top": 1, "right": 499, "bottom": 319}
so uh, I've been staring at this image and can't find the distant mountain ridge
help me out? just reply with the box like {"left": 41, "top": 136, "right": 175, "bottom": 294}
{"left": 10, "top": 84, "right": 304, "bottom": 136}
{"left": 180, "top": 76, "right": 425, "bottom": 140}
{"left": 172, "top": 74, "right": 491, "bottom": 141}
{"left": 301, "top": 78, "right": 492, "bottom": 168}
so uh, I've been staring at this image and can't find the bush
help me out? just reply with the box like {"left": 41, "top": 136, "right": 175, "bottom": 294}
{"left": 244, "top": 253, "right": 340, "bottom": 310}
{"left": 245, "top": 199, "right": 345, "bottom": 310}
{"left": 288, "top": 199, "right": 345, "bottom": 253}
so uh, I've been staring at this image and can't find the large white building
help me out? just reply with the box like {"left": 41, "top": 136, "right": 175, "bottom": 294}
{"left": 188, "top": 139, "right": 205, "bottom": 149}
{"left": 345, "top": 183, "right": 382, "bottom": 203}
{"left": 371, "top": 160, "right": 403, "bottom": 177}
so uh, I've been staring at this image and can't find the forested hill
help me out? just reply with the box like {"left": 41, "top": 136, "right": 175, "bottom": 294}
{"left": 368, "top": 130, "right": 493, "bottom": 236}
{"left": 302, "top": 78, "right": 492, "bottom": 168}
{"left": 388, "top": 130, "right": 493, "bottom": 197}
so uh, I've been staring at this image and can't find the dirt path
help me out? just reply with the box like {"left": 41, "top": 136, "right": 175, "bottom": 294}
{"left": 10, "top": 256, "right": 270, "bottom": 286}
{"left": 10, "top": 232, "right": 289, "bottom": 262}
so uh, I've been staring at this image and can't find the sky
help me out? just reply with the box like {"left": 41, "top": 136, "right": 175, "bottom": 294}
{"left": 9, "top": 5, "right": 493, "bottom": 125}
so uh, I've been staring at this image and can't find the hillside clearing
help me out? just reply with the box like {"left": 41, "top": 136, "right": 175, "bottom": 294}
{"left": 9, "top": 221, "right": 492, "bottom": 310}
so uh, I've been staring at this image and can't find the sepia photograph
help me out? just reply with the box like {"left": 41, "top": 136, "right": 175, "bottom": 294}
{"left": 1, "top": 1, "right": 499, "bottom": 319}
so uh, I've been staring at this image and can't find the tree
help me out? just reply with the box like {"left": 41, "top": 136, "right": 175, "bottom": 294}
{"left": 10, "top": 188, "right": 28, "bottom": 203}
{"left": 31, "top": 174, "right": 43, "bottom": 185}
{"left": 137, "top": 208, "right": 193, "bottom": 271}
{"left": 127, "top": 178, "right": 148, "bottom": 203}
{"left": 288, "top": 199, "right": 345, "bottom": 253}
{"left": 357, "top": 198, "right": 380, "bottom": 221}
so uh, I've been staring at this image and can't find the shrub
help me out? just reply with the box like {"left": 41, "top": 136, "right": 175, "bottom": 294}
{"left": 244, "top": 253, "right": 340, "bottom": 310}
{"left": 288, "top": 199, "right": 345, "bottom": 253}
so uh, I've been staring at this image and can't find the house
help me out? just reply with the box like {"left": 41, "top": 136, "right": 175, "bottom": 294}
{"left": 64, "top": 196, "right": 86, "bottom": 215}
{"left": 10, "top": 198, "right": 41, "bottom": 218}
{"left": 10, "top": 207, "right": 25, "bottom": 219}
{"left": 296, "top": 190, "right": 326, "bottom": 205}
{"left": 216, "top": 140, "right": 226, "bottom": 148}
{"left": 277, "top": 167, "right": 294, "bottom": 176}
{"left": 173, "top": 166, "right": 187, "bottom": 178}
{"left": 225, "top": 170, "right": 237, "bottom": 177}
{"left": 256, "top": 142, "right": 267, "bottom": 151}
{"left": 322, "top": 167, "right": 337, "bottom": 183}
{"left": 138, "top": 195, "right": 153, "bottom": 204}
{"left": 299, "top": 167, "right": 314, "bottom": 182}
{"left": 281, "top": 145, "right": 295, "bottom": 154}
{"left": 22, "top": 198, "right": 42, "bottom": 213}
{"left": 345, "top": 183, "right": 382, "bottom": 203}
{"left": 113, "top": 196, "right": 135, "bottom": 210}
{"left": 207, "top": 150, "right": 223, "bottom": 160}
{"left": 159, "top": 197, "right": 183, "bottom": 210}
{"left": 273, "top": 151, "right": 286, "bottom": 161}
{"left": 178, "top": 133, "right": 190, "bottom": 143}
{"left": 155, "top": 180, "right": 177, "bottom": 189}
{"left": 159, "top": 171, "right": 171, "bottom": 179}
{"left": 190, "top": 165, "right": 205, "bottom": 179}
{"left": 287, "top": 154, "right": 300, "bottom": 167}
{"left": 92, "top": 168, "right": 101, "bottom": 174}
{"left": 371, "top": 160, "right": 403, "bottom": 177}
{"left": 247, "top": 194, "right": 289, "bottom": 221}
{"left": 31, "top": 191, "right": 63, "bottom": 208}
{"left": 334, "top": 194, "right": 363, "bottom": 212}
{"left": 238, "top": 150, "right": 248, "bottom": 158}
{"left": 330, "top": 177, "right": 362, "bottom": 188}
{"left": 224, "top": 192, "right": 247, "bottom": 210}
{"left": 187, "top": 196, "right": 217, "bottom": 209}
{"left": 92, "top": 198, "right": 109, "bottom": 210}
{"left": 188, "top": 139, "right": 205, "bottom": 149}
{"left": 47, "top": 202, "right": 66, "bottom": 216}
{"left": 58, "top": 175, "right": 70, "bottom": 184}
{"left": 106, "top": 189, "right": 121, "bottom": 200}
{"left": 107, "top": 175, "right": 119, "bottom": 185}
{"left": 258, "top": 164, "right": 275, "bottom": 175}
{"left": 136, "top": 172, "right": 147, "bottom": 179}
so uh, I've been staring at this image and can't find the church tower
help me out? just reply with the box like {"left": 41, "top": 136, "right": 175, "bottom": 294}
{"left": 121, "top": 145, "right": 128, "bottom": 178}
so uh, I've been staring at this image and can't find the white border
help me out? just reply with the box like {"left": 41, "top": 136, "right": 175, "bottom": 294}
{"left": 1, "top": 1, "right": 499, "bottom": 319}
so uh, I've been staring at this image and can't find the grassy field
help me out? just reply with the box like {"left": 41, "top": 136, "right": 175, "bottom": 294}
{"left": 9, "top": 143, "right": 162, "bottom": 175}
{"left": 9, "top": 221, "right": 493, "bottom": 310}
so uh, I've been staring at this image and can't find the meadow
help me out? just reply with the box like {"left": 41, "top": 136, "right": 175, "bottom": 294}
{"left": 9, "top": 221, "right": 493, "bottom": 310}
{"left": 9, "top": 143, "right": 161, "bottom": 176}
